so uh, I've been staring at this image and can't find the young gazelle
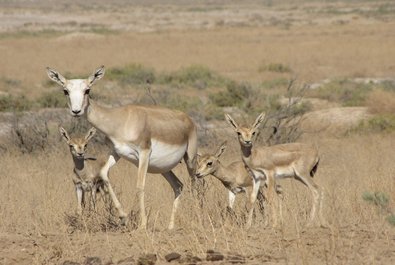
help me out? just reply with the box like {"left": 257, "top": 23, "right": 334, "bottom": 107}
{"left": 225, "top": 113, "right": 324, "bottom": 228}
{"left": 59, "top": 126, "right": 112, "bottom": 215}
{"left": 195, "top": 142, "right": 282, "bottom": 215}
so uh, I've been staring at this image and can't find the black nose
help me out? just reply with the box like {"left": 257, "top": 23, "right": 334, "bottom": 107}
{"left": 72, "top": 110, "right": 81, "bottom": 115}
{"left": 245, "top": 140, "right": 251, "bottom": 144}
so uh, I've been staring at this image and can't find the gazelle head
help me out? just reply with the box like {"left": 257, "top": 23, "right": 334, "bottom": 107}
{"left": 59, "top": 127, "right": 97, "bottom": 159}
{"left": 195, "top": 142, "right": 227, "bottom": 178}
{"left": 46, "top": 66, "right": 105, "bottom": 117}
{"left": 225, "top": 112, "right": 265, "bottom": 147}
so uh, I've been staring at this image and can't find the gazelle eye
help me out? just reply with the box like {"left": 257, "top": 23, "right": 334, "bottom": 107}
{"left": 252, "top": 132, "right": 256, "bottom": 136}
{"left": 207, "top": 161, "right": 213, "bottom": 167}
{"left": 237, "top": 132, "right": 241, "bottom": 136}
{"left": 63, "top": 90, "right": 69, "bottom": 96}
{"left": 84, "top": 89, "right": 90, "bottom": 95}
{"left": 84, "top": 144, "right": 87, "bottom": 149}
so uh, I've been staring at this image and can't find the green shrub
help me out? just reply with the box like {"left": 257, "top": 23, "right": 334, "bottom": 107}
{"left": 159, "top": 65, "right": 227, "bottom": 89}
{"left": 37, "top": 91, "right": 67, "bottom": 108}
{"left": 0, "top": 95, "right": 32, "bottom": 112}
{"left": 259, "top": 63, "right": 292, "bottom": 73}
{"left": 386, "top": 214, "right": 395, "bottom": 226}
{"left": 353, "top": 114, "right": 395, "bottom": 133}
{"left": 261, "top": 78, "right": 289, "bottom": 89}
{"left": 210, "top": 81, "right": 251, "bottom": 107}
{"left": 106, "top": 64, "right": 156, "bottom": 85}
{"left": 362, "top": 191, "right": 389, "bottom": 209}
{"left": 363, "top": 191, "right": 395, "bottom": 226}
{"left": 308, "top": 79, "right": 372, "bottom": 106}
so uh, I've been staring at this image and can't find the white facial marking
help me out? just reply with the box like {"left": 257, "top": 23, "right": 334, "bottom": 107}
{"left": 66, "top": 80, "right": 88, "bottom": 116}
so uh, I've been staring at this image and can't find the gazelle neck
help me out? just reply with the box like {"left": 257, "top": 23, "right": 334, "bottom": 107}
{"left": 72, "top": 156, "right": 85, "bottom": 172}
{"left": 86, "top": 99, "right": 114, "bottom": 136}
{"left": 240, "top": 144, "right": 252, "bottom": 159}
{"left": 213, "top": 164, "right": 233, "bottom": 188}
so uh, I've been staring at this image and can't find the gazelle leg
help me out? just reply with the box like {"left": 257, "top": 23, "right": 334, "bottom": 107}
{"left": 136, "top": 148, "right": 151, "bottom": 229}
{"left": 75, "top": 183, "right": 84, "bottom": 215}
{"left": 266, "top": 173, "right": 280, "bottom": 228}
{"left": 162, "top": 171, "right": 183, "bottom": 230}
{"left": 246, "top": 179, "right": 261, "bottom": 229}
{"left": 294, "top": 173, "right": 323, "bottom": 226}
{"left": 228, "top": 191, "right": 236, "bottom": 209}
{"left": 91, "top": 185, "right": 97, "bottom": 211}
{"left": 100, "top": 153, "right": 128, "bottom": 223}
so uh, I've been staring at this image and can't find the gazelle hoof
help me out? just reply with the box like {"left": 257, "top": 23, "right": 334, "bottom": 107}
{"left": 119, "top": 216, "right": 128, "bottom": 226}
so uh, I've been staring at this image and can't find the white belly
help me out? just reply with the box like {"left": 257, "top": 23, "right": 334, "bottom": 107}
{"left": 274, "top": 167, "right": 295, "bottom": 179}
{"left": 113, "top": 140, "right": 187, "bottom": 173}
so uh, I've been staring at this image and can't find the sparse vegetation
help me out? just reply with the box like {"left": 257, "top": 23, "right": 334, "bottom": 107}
{"left": 37, "top": 91, "right": 67, "bottom": 108}
{"left": 259, "top": 63, "right": 292, "bottom": 73}
{"left": 159, "top": 65, "right": 228, "bottom": 89}
{"left": 106, "top": 64, "right": 156, "bottom": 85}
{"left": 210, "top": 81, "right": 251, "bottom": 108}
{"left": 353, "top": 114, "right": 395, "bottom": 133}
{"left": 363, "top": 191, "right": 394, "bottom": 226}
{"left": 0, "top": 95, "right": 32, "bottom": 112}
{"left": 307, "top": 79, "right": 372, "bottom": 106}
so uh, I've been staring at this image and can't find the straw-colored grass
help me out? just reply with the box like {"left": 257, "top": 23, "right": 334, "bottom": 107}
{"left": 1, "top": 132, "right": 394, "bottom": 264}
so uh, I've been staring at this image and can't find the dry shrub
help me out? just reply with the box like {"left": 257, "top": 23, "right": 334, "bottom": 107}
{"left": 366, "top": 89, "right": 395, "bottom": 114}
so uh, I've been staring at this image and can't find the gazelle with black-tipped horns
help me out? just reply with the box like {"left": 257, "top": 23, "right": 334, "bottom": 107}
{"left": 195, "top": 141, "right": 283, "bottom": 213}
{"left": 48, "top": 66, "right": 198, "bottom": 229}
{"left": 59, "top": 127, "right": 114, "bottom": 215}
{"left": 225, "top": 113, "right": 324, "bottom": 228}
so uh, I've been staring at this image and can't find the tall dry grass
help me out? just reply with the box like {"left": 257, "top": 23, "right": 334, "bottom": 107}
{"left": 1, "top": 131, "right": 394, "bottom": 263}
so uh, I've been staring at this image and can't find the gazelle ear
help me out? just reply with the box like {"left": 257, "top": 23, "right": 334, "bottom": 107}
{"left": 59, "top": 126, "right": 70, "bottom": 143}
{"left": 225, "top": 114, "right": 239, "bottom": 130}
{"left": 85, "top": 127, "right": 97, "bottom": 142}
{"left": 252, "top": 112, "right": 265, "bottom": 130}
{"left": 215, "top": 141, "right": 227, "bottom": 158}
{"left": 88, "top": 65, "right": 105, "bottom": 86}
{"left": 46, "top": 67, "right": 66, "bottom": 86}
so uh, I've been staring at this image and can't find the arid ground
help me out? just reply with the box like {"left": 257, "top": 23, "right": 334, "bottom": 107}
{"left": 0, "top": 1, "right": 394, "bottom": 264}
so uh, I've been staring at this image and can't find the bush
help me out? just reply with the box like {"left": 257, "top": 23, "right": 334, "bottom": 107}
{"left": 159, "top": 65, "right": 227, "bottom": 89}
{"left": 0, "top": 95, "right": 32, "bottom": 112}
{"left": 366, "top": 89, "right": 395, "bottom": 115}
{"left": 259, "top": 63, "right": 292, "bottom": 73}
{"left": 106, "top": 64, "right": 156, "bottom": 85}
{"left": 353, "top": 114, "right": 395, "bottom": 133}
{"left": 362, "top": 191, "right": 395, "bottom": 226}
{"left": 37, "top": 91, "right": 67, "bottom": 108}
{"left": 308, "top": 79, "right": 372, "bottom": 106}
{"left": 210, "top": 81, "right": 251, "bottom": 107}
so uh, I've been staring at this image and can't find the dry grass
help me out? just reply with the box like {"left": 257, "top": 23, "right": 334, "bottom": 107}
{"left": 1, "top": 132, "right": 395, "bottom": 264}
{"left": 366, "top": 89, "right": 395, "bottom": 115}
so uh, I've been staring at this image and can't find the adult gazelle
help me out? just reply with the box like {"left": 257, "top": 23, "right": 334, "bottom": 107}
{"left": 47, "top": 66, "right": 197, "bottom": 229}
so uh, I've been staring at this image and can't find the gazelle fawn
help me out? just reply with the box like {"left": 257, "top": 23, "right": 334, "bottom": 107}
{"left": 225, "top": 113, "right": 325, "bottom": 228}
{"left": 195, "top": 142, "right": 283, "bottom": 217}
{"left": 60, "top": 127, "right": 120, "bottom": 217}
